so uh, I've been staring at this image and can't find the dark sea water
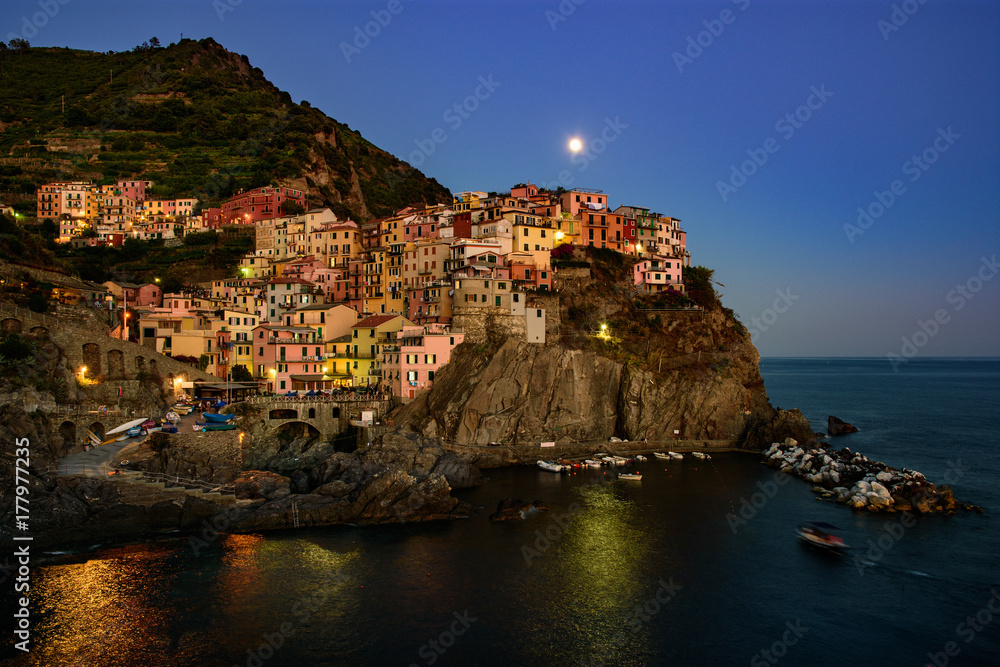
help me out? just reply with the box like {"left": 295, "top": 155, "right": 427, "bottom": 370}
{"left": 3, "top": 358, "right": 998, "bottom": 666}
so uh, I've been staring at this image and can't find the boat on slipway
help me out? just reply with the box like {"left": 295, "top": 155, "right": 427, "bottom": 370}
{"left": 201, "top": 412, "right": 235, "bottom": 423}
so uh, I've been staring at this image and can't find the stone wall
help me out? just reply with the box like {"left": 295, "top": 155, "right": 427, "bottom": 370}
{"left": 452, "top": 306, "right": 527, "bottom": 345}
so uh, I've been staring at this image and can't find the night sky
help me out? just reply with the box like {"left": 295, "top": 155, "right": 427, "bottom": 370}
{"left": 9, "top": 0, "right": 999, "bottom": 357}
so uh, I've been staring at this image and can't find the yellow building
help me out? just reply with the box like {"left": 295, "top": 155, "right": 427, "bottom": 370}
{"left": 511, "top": 220, "right": 553, "bottom": 270}
{"left": 326, "top": 314, "right": 412, "bottom": 387}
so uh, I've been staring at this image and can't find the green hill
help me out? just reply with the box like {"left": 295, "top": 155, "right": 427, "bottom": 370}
{"left": 0, "top": 38, "right": 451, "bottom": 220}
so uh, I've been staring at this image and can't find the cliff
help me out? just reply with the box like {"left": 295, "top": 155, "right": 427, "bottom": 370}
{"left": 395, "top": 251, "right": 812, "bottom": 449}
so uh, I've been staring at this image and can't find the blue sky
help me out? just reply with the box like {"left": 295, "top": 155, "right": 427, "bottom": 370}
{"left": 9, "top": 0, "right": 1000, "bottom": 357}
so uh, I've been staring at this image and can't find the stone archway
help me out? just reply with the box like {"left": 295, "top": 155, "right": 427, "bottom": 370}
{"left": 308, "top": 407, "right": 316, "bottom": 419}
{"left": 135, "top": 356, "right": 147, "bottom": 374}
{"left": 269, "top": 408, "right": 298, "bottom": 420}
{"left": 1, "top": 318, "right": 22, "bottom": 334}
{"left": 107, "top": 349, "right": 125, "bottom": 379}
{"left": 82, "top": 343, "right": 101, "bottom": 378}
{"left": 332, "top": 406, "right": 341, "bottom": 418}
{"left": 58, "top": 421, "right": 77, "bottom": 452}
{"left": 29, "top": 326, "right": 48, "bottom": 338}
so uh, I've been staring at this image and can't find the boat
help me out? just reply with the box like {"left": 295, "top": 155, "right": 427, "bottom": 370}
{"left": 125, "top": 426, "right": 144, "bottom": 438}
{"left": 165, "top": 411, "right": 181, "bottom": 423}
{"left": 536, "top": 460, "right": 566, "bottom": 473}
{"left": 669, "top": 452, "right": 683, "bottom": 460}
{"left": 194, "top": 422, "right": 238, "bottom": 432}
{"left": 104, "top": 417, "right": 149, "bottom": 437}
{"left": 653, "top": 452, "right": 671, "bottom": 460}
{"left": 583, "top": 459, "right": 602, "bottom": 468}
{"left": 618, "top": 472, "right": 642, "bottom": 480}
{"left": 796, "top": 522, "right": 850, "bottom": 551}
{"left": 201, "top": 412, "right": 235, "bottom": 423}
{"left": 635, "top": 455, "right": 647, "bottom": 462}
{"left": 691, "top": 452, "right": 706, "bottom": 460}
{"left": 172, "top": 405, "right": 193, "bottom": 415}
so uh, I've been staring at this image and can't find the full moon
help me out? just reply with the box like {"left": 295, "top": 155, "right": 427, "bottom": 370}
{"left": 569, "top": 138, "right": 582, "bottom": 152}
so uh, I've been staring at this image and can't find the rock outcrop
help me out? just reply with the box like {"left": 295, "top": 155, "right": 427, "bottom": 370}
{"left": 395, "top": 334, "right": 813, "bottom": 449}
{"left": 763, "top": 440, "right": 981, "bottom": 514}
{"left": 827, "top": 415, "right": 859, "bottom": 436}
{"left": 489, "top": 498, "right": 550, "bottom": 522}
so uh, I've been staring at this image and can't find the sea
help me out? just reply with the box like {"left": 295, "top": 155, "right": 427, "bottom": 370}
{"left": 2, "top": 358, "right": 998, "bottom": 666}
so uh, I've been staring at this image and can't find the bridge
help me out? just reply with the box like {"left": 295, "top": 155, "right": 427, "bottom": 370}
{"left": 242, "top": 395, "right": 394, "bottom": 441}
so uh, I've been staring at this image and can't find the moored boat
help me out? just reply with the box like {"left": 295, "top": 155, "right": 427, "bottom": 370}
{"left": 194, "top": 422, "right": 237, "bottom": 432}
{"left": 536, "top": 460, "right": 566, "bottom": 473}
{"left": 653, "top": 452, "right": 671, "bottom": 460}
{"left": 201, "top": 412, "right": 235, "bottom": 423}
{"left": 691, "top": 452, "right": 706, "bottom": 460}
{"left": 668, "top": 452, "right": 683, "bottom": 460}
{"left": 619, "top": 472, "right": 642, "bottom": 480}
{"left": 583, "top": 459, "right": 602, "bottom": 468}
{"left": 635, "top": 455, "right": 647, "bottom": 462}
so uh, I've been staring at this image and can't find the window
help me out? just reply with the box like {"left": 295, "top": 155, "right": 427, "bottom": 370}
{"left": 279, "top": 380, "right": 285, "bottom": 389}
{"left": 428, "top": 370, "right": 435, "bottom": 381}
{"left": 301, "top": 347, "right": 307, "bottom": 357}
{"left": 495, "top": 296, "right": 501, "bottom": 307}
{"left": 259, "top": 347, "right": 264, "bottom": 356}
{"left": 407, "top": 371, "right": 417, "bottom": 381}
{"left": 524, "top": 243, "right": 529, "bottom": 251}
{"left": 537, "top": 309, "right": 543, "bottom": 317}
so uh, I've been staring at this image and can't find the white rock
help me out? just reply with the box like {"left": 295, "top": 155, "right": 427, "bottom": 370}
{"left": 867, "top": 493, "right": 892, "bottom": 507}
{"left": 876, "top": 471, "right": 894, "bottom": 483}
{"left": 856, "top": 480, "right": 873, "bottom": 495}
{"left": 870, "top": 481, "right": 892, "bottom": 499}
{"left": 790, "top": 448, "right": 804, "bottom": 460}
{"left": 847, "top": 494, "right": 869, "bottom": 509}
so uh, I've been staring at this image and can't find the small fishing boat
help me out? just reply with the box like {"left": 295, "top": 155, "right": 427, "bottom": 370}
{"left": 536, "top": 460, "right": 566, "bottom": 473}
{"left": 194, "top": 422, "right": 238, "bottom": 432}
{"left": 201, "top": 412, "right": 235, "bottom": 423}
{"left": 618, "top": 472, "right": 642, "bottom": 481}
{"left": 691, "top": 452, "right": 706, "bottom": 460}
{"left": 583, "top": 459, "right": 602, "bottom": 468}
{"left": 165, "top": 411, "right": 181, "bottom": 423}
{"left": 653, "top": 452, "right": 671, "bottom": 460}
{"left": 797, "top": 522, "right": 850, "bottom": 551}
{"left": 668, "top": 452, "right": 683, "bottom": 460}
{"left": 635, "top": 455, "right": 647, "bottom": 462}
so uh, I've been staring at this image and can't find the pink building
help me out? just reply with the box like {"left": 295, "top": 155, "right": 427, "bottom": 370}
{"left": 633, "top": 256, "right": 684, "bottom": 292}
{"left": 559, "top": 188, "right": 609, "bottom": 218}
{"left": 135, "top": 283, "right": 163, "bottom": 307}
{"left": 251, "top": 324, "right": 323, "bottom": 393}
{"left": 117, "top": 180, "right": 153, "bottom": 202}
{"left": 381, "top": 323, "right": 464, "bottom": 401}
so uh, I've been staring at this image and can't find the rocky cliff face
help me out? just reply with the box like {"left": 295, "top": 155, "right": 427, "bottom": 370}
{"left": 396, "top": 307, "right": 812, "bottom": 449}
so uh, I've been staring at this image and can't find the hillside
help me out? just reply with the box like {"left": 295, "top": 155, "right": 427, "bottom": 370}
{"left": 0, "top": 38, "right": 451, "bottom": 220}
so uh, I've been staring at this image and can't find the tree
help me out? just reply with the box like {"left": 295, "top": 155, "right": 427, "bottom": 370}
{"left": 149, "top": 36, "right": 161, "bottom": 48}
{"left": 28, "top": 291, "right": 48, "bottom": 313}
{"left": 8, "top": 38, "right": 29, "bottom": 54}
{"left": 282, "top": 201, "right": 305, "bottom": 216}
{"left": 231, "top": 364, "right": 253, "bottom": 383}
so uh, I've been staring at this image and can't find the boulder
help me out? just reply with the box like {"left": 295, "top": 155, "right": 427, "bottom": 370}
{"left": 847, "top": 494, "right": 869, "bottom": 509}
{"left": 827, "top": 415, "right": 859, "bottom": 436}
{"left": 489, "top": 498, "right": 548, "bottom": 522}
{"left": 876, "top": 471, "right": 894, "bottom": 483}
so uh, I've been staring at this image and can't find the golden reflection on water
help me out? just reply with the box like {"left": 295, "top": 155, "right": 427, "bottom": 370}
{"left": 20, "top": 535, "right": 362, "bottom": 667}
{"left": 28, "top": 544, "right": 178, "bottom": 666}
{"left": 518, "top": 481, "right": 663, "bottom": 661}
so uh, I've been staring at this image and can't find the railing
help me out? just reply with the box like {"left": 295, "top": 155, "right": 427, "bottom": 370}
{"left": 245, "top": 393, "right": 390, "bottom": 404}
